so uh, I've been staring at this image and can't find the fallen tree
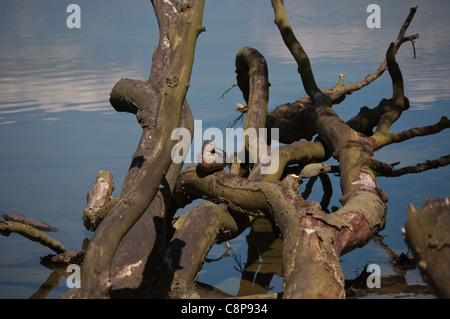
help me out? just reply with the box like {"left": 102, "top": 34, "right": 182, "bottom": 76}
{"left": 3, "top": 1, "right": 449, "bottom": 299}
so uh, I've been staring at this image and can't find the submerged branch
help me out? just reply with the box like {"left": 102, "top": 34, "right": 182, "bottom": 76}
{"left": 0, "top": 221, "right": 66, "bottom": 254}
{"left": 2, "top": 213, "right": 57, "bottom": 232}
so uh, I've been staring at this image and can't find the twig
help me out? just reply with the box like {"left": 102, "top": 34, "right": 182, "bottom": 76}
{"left": 391, "top": 155, "right": 450, "bottom": 177}
{"left": 217, "top": 84, "right": 237, "bottom": 100}
{"left": 226, "top": 112, "right": 245, "bottom": 129}
{"left": 205, "top": 241, "right": 231, "bottom": 262}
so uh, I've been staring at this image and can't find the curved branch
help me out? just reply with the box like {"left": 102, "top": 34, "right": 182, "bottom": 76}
{"left": 79, "top": 0, "right": 205, "bottom": 298}
{"left": 235, "top": 47, "right": 274, "bottom": 179}
{"left": 235, "top": 47, "right": 269, "bottom": 127}
{"left": 378, "top": 154, "right": 450, "bottom": 177}
{"left": 271, "top": 0, "right": 329, "bottom": 105}
{"left": 371, "top": 42, "right": 407, "bottom": 139}
{"left": 0, "top": 221, "right": 66, "bottom": 254}
{"left": 155, "top": 202, "right": 251, "bottom": 298}
{"left": 265, "top": 6, "right": 419, "bottom": 144}
{"left": 375, "top": 116, "right": 450, "bottom": 149}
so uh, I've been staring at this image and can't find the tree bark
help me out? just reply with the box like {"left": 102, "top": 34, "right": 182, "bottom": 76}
{"left": 404, "top": 197, "right": 450, "bottom": 298}
{"left": 77, "top": 0, "right": 205, "bottom": 298}
{"left": 153, "top": 202, "right": 251, "bottom": 298}
{"left": 66, "top": 2, "right": 449, "bottom": 299}
{"left": 2, "top": 1, "right": 449, "bottom": 300}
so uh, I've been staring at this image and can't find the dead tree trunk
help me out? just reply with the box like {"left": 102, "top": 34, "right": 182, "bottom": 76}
{"left": 404, "top": 197, "right": 450, "bottom": 298}
{"left": 1, "top": 1, "right": 449, "bottom": 299}
{"left": 74, "top": 0, "right": 206, "bottom": 299}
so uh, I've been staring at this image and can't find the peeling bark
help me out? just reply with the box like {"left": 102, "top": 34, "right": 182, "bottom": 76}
{"left": 77, "top": 0, "right": 205, "bottom": 298}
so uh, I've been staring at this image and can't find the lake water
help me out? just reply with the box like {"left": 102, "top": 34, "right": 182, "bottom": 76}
{"left": 0, "top": 0, "right": 449, "bottom": 298}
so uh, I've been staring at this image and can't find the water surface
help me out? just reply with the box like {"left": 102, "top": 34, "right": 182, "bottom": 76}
{"left": 0, "top": 0, "right": 449, "bottom": 298}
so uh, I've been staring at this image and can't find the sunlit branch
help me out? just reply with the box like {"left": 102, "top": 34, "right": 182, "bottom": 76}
{"left": 376, "top": 116, "right": 450, "bottom": 149}
{"left": 0, "top": 221, "right": 66, "bottom": 254}
{"left": 271, "top": 0, "right": 329, "bottom": 105}
{"left": 380, "top": 155, "right": 450, "bottom": 177}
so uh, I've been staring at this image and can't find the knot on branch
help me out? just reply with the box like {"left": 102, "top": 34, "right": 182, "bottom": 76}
{"left": 166, "top": 73, "right": 180, "bottom": 88}
{"left": 197, "top": 25, "right": 206, "bottom": 35}
{"left": 197, "top": 141, "right": 227, "bottom": 172}
{"left": 236, "top": 102, "right": 248, "bottom": 113}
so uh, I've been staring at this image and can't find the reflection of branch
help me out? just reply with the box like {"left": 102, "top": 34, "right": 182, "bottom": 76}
{"left": 231, "top": 248, "right": 245, "bottom": 274}
{"left": 205, "top": 241, "right": 231, "bottom": 263}
{"left": 372, "top": 234, "right": 415, "bottom": 270}
{"left": 30, "top": 270, "right": 64, "bottom": 299}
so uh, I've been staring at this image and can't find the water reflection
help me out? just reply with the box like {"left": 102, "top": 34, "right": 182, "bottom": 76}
{"left": 250, "top": 0, "right": 450, "bottom": 111}
{"left": 345, "top": 235, "right": 434, "bottom": 298}
{"left": 0, "top": 0, "right": 155, "bottom": 122}
{"left": 197, "top": 219, "right": 437, "bottom": 299}
{"left": 234, "top": 218, "right": 283, "bottom": 297}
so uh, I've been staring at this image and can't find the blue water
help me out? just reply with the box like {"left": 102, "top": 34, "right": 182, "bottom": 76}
{"left": 0, "top": 0, "right": 449, "bottom": 298}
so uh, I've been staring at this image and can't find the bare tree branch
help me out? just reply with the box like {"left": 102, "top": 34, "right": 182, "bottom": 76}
{"left": 271, "top": 0, "right": 330, "bottom": 105}
{"left": 0, "top": 221, "right": 66, "bottom": 254}
{"left": 79, "top": 0, "right": 206, "bottom": 298}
